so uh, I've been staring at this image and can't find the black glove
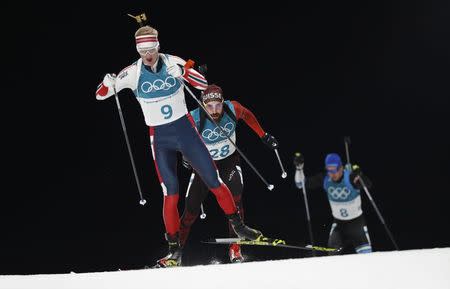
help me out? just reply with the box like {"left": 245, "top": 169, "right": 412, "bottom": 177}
{"left": 198, "top": 64, "right": 207, "bottom": 77}
{"left": 349, "top": 164, "right": 364, "bottom": 187}
{"left": 182, "top": 157, "right": 192, "bottom": 170}
{"left": 261, "top": 133, "right": 279, "bottom": 149}
{"left": 293, "top": 152, "right": 304, "bottom": 169}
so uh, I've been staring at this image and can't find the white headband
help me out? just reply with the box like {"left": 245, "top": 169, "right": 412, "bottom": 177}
{"left": 135, "top": 35, "right": 159, "bottom": 51}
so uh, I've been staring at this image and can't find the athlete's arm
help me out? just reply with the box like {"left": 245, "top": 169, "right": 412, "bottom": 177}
{"left": 350, "top": 168, "right": 372, "bottom": 189}
{"left": 96, "top": 63, "right": 138, "bottom": 100}
{"left": 305, "top": 172, "right": 326, "bottom": 190}
{"left": 166, "top": 55, "right": 208, "bottom": 90}
{"left": 231, "top": 101, "right": 265, "bottom": 138}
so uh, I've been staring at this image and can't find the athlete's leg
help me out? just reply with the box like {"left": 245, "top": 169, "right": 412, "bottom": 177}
{"left": 179, "top": 115, "right": 261, "bottom": 240}
{"left": 215, "top": 156, "right": 244, "bottom": 237}
{"left": 349, "top": 216, "right": 373, "bottom": 253}
{"left": 179, "top": 172, "right": 209, "bottom": 246}
{"left": 150, "top": 127, "right": 180, "bottom": 236}
{"left": 180, "top": 115, "right": 236, "bottom": 215}
{"left": 150, "top": 126, "right": 183, "bottom": 267}
{"left": 328, "top": 222, "right": 344, "bottom": 255}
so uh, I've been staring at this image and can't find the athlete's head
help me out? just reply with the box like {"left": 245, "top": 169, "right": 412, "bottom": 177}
{"left": 325, "top": 153, "right": 343, "bottom": 181}
{"left": 201, "top": 84, "right": 224, "bottom": 120}
{"left": 135, "top": 25, "right": 160, "bottom": 66}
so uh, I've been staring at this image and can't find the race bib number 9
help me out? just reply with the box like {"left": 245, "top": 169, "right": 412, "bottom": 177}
{"left": 161, "top": 105, "right": 173, "bottom": 119}
{"left": 138, "top": 89, "right": 188, "bottom": 126}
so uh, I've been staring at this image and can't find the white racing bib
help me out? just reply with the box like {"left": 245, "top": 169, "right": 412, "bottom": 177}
{"left": 136, "top": 87, "right": 188, "bottom": 126}
{"left": 329, "top": 195, "right": 363, "bottom": 220}
{"left": 204, "top": 131, "right": 237, "bottom": 160}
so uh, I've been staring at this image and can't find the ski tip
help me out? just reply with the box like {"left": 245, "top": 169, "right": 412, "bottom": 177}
{"left": 306, "top": 244, "right": 342, "bottom": 252}
{"left": 202, "top": 238, "right": 243, "bottom": 244}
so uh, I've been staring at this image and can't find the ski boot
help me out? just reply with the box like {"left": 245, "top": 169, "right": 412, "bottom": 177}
{"left": 229, "top": 243, "right": 244, "bottom": 263}
{"left": 228, "top": 212, "right": 263, "bottom": 241}
{"left": 154, "top": 233, "right": 182, "bottom": 268}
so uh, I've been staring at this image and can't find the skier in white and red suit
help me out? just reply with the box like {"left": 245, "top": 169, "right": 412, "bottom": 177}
{"left": 95, "top": 25, "right": 263, "bottom": 267}
{"left": 180, "top": 84, "right": 279, "bottom": 263}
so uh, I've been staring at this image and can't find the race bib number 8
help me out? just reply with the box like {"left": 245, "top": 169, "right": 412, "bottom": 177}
{"left": 329, "top": 196, "right": 363, "bottom": 220}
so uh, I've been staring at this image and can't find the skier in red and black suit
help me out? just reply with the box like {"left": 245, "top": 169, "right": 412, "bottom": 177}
{"left": 180, "top": 84, "right": 279, "bottom": 262}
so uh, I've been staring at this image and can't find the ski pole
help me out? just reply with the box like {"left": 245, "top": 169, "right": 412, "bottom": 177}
{"left": 358, "top": 177, "right": 399, "bottom": 250}
{"left": 180, "top": 61, "right": 274, "bottom": 191}
{"left": 200, "top": 203, "right": 207, "bottom": 219}
{"left": 300, "top": 172, "right": 315, "bottom": 256}
{"left": 343, "top": 137, "right": 399, "bottom": 250}
{"left": 274, "top": 149, "right": 287, "bottom": 178}
{"left": 344, "top": 136, "right": 352, "bottom": 166}
{"left": 294, "top": 152, "right": 315, "bottom": 256}
{"left": 113, "top": 88, "right": 146, "bottom": 206}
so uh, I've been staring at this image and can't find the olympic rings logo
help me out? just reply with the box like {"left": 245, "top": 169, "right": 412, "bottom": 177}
{"left": 141, "top": 76, "right": 177, "bottom": 93}
{"left": 202, "top": 122, "right": 235, "bottom": 141}
{"left": 328, "top": 186, "right": 351, "bottom": 200}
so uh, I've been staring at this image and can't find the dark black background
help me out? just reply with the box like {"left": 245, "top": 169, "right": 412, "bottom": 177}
{"left": 3, "top": 0, "right": 449, "bottom": 274}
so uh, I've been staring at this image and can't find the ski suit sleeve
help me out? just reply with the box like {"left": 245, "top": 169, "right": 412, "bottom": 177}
{"left": 305, "top": 172, "right": 326, "bottom": 191}
{"left": 231, "top": 101, "right": 266, "bottom": 138}
{"left": 350, "top": 171, "right": 372, "bottom": 190}
{"left": 95, "top": 63, "right": 138, "bottom": 100}
{"left": 165, "top": 55, "right": 208, "bottom": 90}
